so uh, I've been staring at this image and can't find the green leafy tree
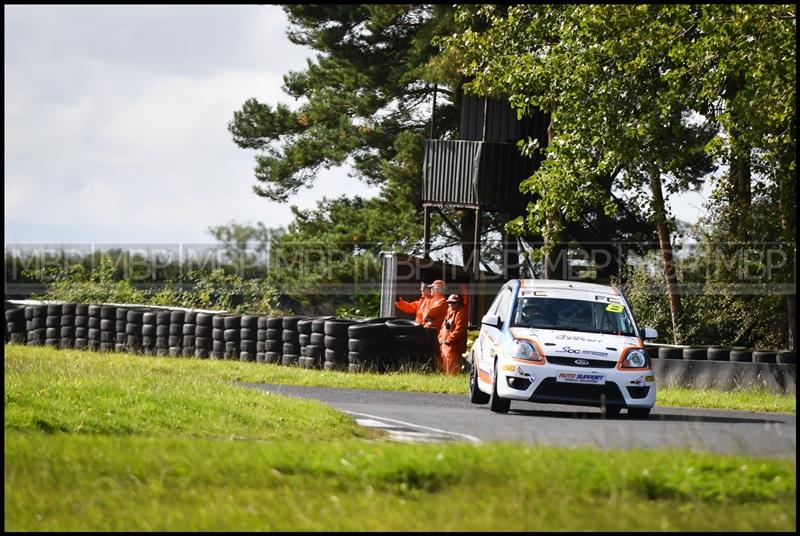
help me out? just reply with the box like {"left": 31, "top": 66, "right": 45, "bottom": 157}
{"left": 228, "top": 4, "right": 507, "bottom": 277}
{"left": 446, "top": 4, "right": 794, "bottom": 344}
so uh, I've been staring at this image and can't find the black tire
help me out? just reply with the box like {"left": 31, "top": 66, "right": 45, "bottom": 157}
{"left": 168, "top": 335, "right": 181, "bottom": 347}
{"left": 324, "top": 348, "right": 346, "bottom": 363}
{"left": 309, "top": 332, "right": 325, "bottom": 346}
{"left": 628, "top": 407, "right": 651, "bottom": 419}
{"left": 297, "top": 319, "right": 313, "bottom": 334}
{"left": 683, "top": 346, "right": 707, "bottom": 360}
{"left": 469, "top": 357, "right": 490, "bottom": 404}
{"left": 46, "top": 316, "right": 60, "bottom": 328}
{"left": 282, "top": 316, "right": 304, "bottom": 330}
{"left": 182, "top": 324, "right": 196, "bottom": 336}
{"left": 489, "top": 360, "right": 510, "bottom": 413}
{"left": 223, "top": 315, "right": 241, "bottom": 329}
{"left": 386, "top": 320, "right": 422, "bottom": 336}
{"left": 126, "top": 310, "right": 144, "bottom": 323}
{"left": 265, "top": 351, "right": 280, "bottom": 364}
{"left": 324, "top": 320, "right": 356, "bottom": 337}
{"left": 265, "top": 339, "right": 282, "bottom": 352}
{"left": 298, "top": 333, "right": 311, "bottom": 347}
{"left": 707, "top": 346, "right": 731, "bottom": 361}
{"left": 194, "top": 336, "right": 210, "bottom": 349}
{"left": 777, "top": 350, "right": 795, "bottom": 364}
{"left": 257, "top": 316, "right": 268, "bottom": 330}
{"left": 126, "top": 324, "right": 142, "bottom": 335}
{"left": 212, "top": 340, "right": 226, "bottom": 352}
{"left": 348, "top": 338, "right": 386, "bottom": 353}
{"left": 283, "top": 342, "right": 300, "bottom": 355}
{"left": 348, "top": 323, "right": 389, "bottom": 339}
{"left": 156, "top": 311, "right": 172, "bottom": 325}
{"left": 212, "top": 315, "right": 226, "bottom": 329}
{"left": 75, "top": 316, "right": 88, "bottom": 328}
{"left": 194, "top": 325, "right": 210, "bottom": 338}
{"left": 281, "top": 354, "right": 299, "bottom": 366}
{"left": 658, "top": 346, "right": 683, "bottom": 360}
{"left": 324, "top": 335, "right": 348, "bottom": 351}
{"left": 729, "top": 348, "right": 753, "bottom": 362}
{"left": 101, "top": 306, "right": 117, "bottom": 320}
{"left": 753, "top": 350, "right": 777, "bottom": 364}
{"left": 116, "top": 308, "right": 129, "bottom": 321}
{"left": 184, "top": 311, "right": 197, "bottom": 324}
{"left": 195, "top": 313, "right": 212, "bottom": 326}
{"left": 241, "top": 314, "right": 259, "bottom": 329}
{"left": 157, "top": 325, "right": 171, "bottom": 337}
{"left": 182, "top": 335, "right": 195, "bottom": 348}
{"left": 304, "top": 344, "right": 323, "bottom": 359}
{"left": 311, "top": 317, "right": 335, "bottom": 333}
{"left": 74, "top": 338, "right": 87, "bottom": 350}
{"left": 170, "top": 311, "right": 185, "bottom": 324}
{"left": 168, "top": 324, "right": 182, "bottom": 336}
{"left": 257, "top": 328, "right": 267, "bottom": 342}
{"left": 61, "top": 303, "right": 76, "bottom": 315}
{"left": 282, "top": 329, "right": 299, "bottom": 343}
{"left": 241, "top": 340, "right": 257, "bottom": 353}
{"left": 266, "top": 328, "right": 282, "bottom": 340}
{"left": 240, "top": 328, "right": 255, "bottom": 340}
{"left": 223, "top": 329, "right": 240, "bottom": 342}
{"left": 240, "top": 351, "right": 255, "bottom": 362}
{"left": 75, "top": 304, "right": 89, "bottom": 316}
{"left": 75, "top": 327, "right": 88, "bottom": 339}
{"left": 643, "top": 345, "right": 659, "bottom": 360}
{"left": 266, "top": 317, "right": 283, "bottom": 329}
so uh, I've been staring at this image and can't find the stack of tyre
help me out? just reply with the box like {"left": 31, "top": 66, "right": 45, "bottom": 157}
{"left": 211, "top": 314, "right": 226, "bottom": 359}
{"left": 385, "top": 319, "right": 431, "bottom": 370}
{"left": 194, "top": 313, "right": 212, "bottom": 359}
{"left": 73, "top": 304, "right": 89, "bottom": 349}
{"left": 124, "top": 308, "right": 144, "bottom": 354}
{"left": 223, "top": 314, "right": 240, "bottom": 360}
{"left": 25, "top": 304, "right": 47, "bottom": 346}
{"left": 296, "top": 318, "right": 314, "bottom": 368}
{"left": 347, "top": 320, "right": 390, "bottom": 372}
{"left": 167, "top": 310, "right": 184, "bottom": 357}
{"left": 280, "top": 316, "right": 304, "bottom": 366}
{"left": 97, "top": 306, "right": 114, "bottom": 352}
{"left": 141, "top": 310, "right": 157, "bottom": 355}
{"left": 239, "top": 314, "right": 258, "bottom": 362}
{"left": 44, "top": 304, "right": 61, "bottom": 348}
{"left": 256, "top": 316, "right": 268, "bottom": 363}
{"left": 305, "top": 317, "right": 331, "bottom": 368}
{"left": 262, "top": 317, "right": 282, "bottom": 364}
{"left": 112, "top": 307, "right": 128, "bottom": 353}
{"left": 181, "top": 311, "right": 196, "bottom": 358}
{"left": 6, "top": 305, "right": 26, "bottom": 345}
{"left": 323, "top": 319, "right": 357, "bottom": 371}
{"left": 87, "top": 305, "right": 101, "bottom": 351}
{"left": 154, "top": 310, "right": 170, "bottom": 356}
{"left": 58, "top": 303, "right": 75, "bottom": 349}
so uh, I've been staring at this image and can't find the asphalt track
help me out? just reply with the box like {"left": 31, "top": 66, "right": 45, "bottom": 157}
{"left": 242, "top": 383, "right": 796, "bottom": 458}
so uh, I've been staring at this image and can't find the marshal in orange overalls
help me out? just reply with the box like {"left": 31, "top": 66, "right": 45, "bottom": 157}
{"left": 437, "top": 294, "right": 468, "bottom": 375}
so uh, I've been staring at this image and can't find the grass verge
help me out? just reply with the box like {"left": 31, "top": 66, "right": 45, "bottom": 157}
{"left": 4, "top": 345, "right": 796, "bottom": 531}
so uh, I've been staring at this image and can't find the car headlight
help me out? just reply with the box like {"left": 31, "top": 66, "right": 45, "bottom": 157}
{"left": 511, "top": 340, "right": 542, "bottom": 362}
{"left": 621, "top": 348, "right": 649, "bottom": 368}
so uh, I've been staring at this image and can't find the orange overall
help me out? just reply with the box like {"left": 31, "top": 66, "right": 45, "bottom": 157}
{"left": 395, "top": 295, "right": 429, "bottom": 325}
{"left": 438, "top": 306, "right": 467, "bottom": 375}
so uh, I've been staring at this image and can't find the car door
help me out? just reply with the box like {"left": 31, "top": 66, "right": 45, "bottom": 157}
{"left": 478, "top": 285, "right": 513, "bottom": 375}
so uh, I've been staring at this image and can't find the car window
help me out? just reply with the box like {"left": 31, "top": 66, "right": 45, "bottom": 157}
{"left": 512, "top": 297, "right": 636, "bottom": 336}
{"left": 495, "top": 287, "right": 514, "bottom": 322}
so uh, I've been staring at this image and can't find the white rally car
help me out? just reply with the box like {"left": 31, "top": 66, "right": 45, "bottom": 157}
{"left": 469, "top": 279, "right": 657, "bottom": 417}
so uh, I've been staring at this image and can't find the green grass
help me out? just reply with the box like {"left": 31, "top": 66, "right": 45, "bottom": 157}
{"left": 4, "top": 345, "right": 797, "bottom": 531}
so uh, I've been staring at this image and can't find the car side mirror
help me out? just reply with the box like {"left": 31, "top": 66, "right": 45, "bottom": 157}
{"left": 642, "top": 327, "right": 658, "bottom": 340}
{"left": 481, "top": 314, "right": 502, "bottom": 329}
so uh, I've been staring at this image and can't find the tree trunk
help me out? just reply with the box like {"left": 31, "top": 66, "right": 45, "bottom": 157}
{"left": 543, "top": 107, "right": 566, "bottom": 280}
{"left": 725, "top": 71, "right": 752, "bottom": 240}
{"left": 649, "top": 167, "right": 682, "bottom": 344}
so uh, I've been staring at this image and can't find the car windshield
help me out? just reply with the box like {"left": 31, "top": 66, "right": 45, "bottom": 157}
{"left": 511, "top": 297, "right": 636, "bottom": 336}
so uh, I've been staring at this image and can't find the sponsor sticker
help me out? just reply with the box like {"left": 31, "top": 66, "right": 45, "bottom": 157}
{"left": 557, "top": 372, "right": 605, "bottom": 385}
{"left": 645, "top": 375, "right": 655, "bottom": 382}
{"left": 555, "top": 334, "right": 602, "bottom": 343}
{"left": 605, "top": 303, "right": 625, "bottom": 313}
{"left": 582, "top": 350, "right": 608, "bottom": 357}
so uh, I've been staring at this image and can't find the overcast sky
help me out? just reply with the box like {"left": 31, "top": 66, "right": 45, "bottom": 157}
{"left": 4, "top": 4, "right": 708, "bottom": 247}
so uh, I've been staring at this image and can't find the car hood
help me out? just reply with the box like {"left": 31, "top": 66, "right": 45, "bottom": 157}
{"left": 509, "top": 327, "right": 642, "bottom": 362}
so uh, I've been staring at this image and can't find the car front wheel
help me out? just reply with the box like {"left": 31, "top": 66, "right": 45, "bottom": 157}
{"left": 489, "top": 360, "right": 510, "bottom": 413}
{"left": 469, "top": 355, "right": 490, "bottom": 405}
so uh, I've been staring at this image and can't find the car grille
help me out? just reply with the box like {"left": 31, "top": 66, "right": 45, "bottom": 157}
{"left": 531, "top": 378, "right": 625, "bottom": 406}
{"left": 546, "top": 355, "right": 617, "bottom": 368}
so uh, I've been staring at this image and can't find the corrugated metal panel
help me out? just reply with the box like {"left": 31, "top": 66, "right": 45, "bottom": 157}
{"left": 459, "top": 94, "right": 549, "bottom": 144}
{"left": 422, "top": 139, "right": 542, "bottom": 212}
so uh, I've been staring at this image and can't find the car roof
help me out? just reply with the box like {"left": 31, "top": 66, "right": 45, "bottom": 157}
{"left": 514, "top": 279, "right": 622, "bottom": 302}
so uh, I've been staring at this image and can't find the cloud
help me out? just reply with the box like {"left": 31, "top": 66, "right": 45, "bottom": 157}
{"left": 4, "top": 5, "right": 379, "bottom": 246}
